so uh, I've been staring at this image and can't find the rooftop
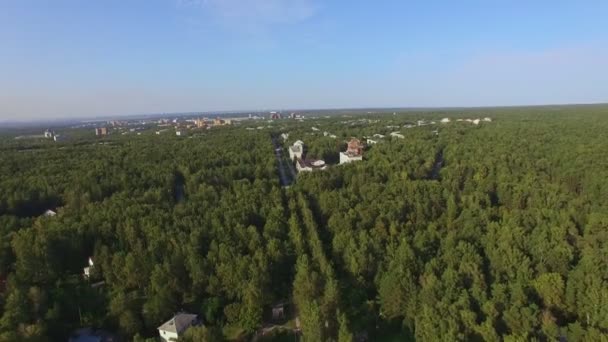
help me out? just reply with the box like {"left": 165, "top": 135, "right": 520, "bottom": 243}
{"left": 158, "top": 313, "right": 197, "bottom": 334}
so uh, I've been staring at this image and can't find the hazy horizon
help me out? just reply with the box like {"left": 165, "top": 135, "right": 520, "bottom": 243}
{"left": 2, "top": 0, "right": 607, "bottom": 120}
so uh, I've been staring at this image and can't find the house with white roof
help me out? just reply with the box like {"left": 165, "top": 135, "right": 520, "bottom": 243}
{"left": 158, "top": 313, "right": 198, "bottom": 342}
{"left": 441, "top": 118, "right": 451, "bottom": 123}
{"left": 289, "top": 141, "right": 305, "bottom": 161}
{"left": 296, "top": 159, "right": 327, "bottom": 173}
{"left": 390, "top": 132, "right": 405, "bottom": 139}
{"left": 44, "top": 209, "right": 57, "bottom": 217}
{"left": 483, "top": 117, "right": 492, "bottom": 122}
{"left": 83, "top": 257, "right": 94, "bottom": 279}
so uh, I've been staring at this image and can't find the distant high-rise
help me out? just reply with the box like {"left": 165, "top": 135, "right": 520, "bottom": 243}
{"left": 95, "top": 127, "right": 108, "bottom": 136}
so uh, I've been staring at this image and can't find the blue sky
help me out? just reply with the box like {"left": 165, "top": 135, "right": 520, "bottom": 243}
{"left": 1, "top": 0, "right": 607, "bottom": 119}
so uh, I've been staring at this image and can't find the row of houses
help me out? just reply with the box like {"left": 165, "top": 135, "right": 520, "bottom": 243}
{"left": 43, "top": 130, "right": 65, "bottom": 142}
{"left": 287, "top": 138, "right": 365, "bottom": 174}
{"left": 441, "top": 117, "right": 492, "bottom": 125}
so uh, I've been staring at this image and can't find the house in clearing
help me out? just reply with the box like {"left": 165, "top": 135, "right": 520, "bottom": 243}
{"left": 289, "top": 140, "right": 305, "bottom": 161}
{"left": 83, "top": 257, "right": 94, "bottom": 279}
{"left": 296, "top": 159, "right": 327, "bottom": 172}
{"left": 339, "top": 138, "right": 364, "bottom": 164}
{"left": 158, "top": 313, "right": 198, "bottom": 342}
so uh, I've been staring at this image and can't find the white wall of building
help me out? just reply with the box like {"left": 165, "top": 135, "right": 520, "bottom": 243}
{"left": 159, "top": 329, "right": 179, "bottom": 342}
{"left": 340, "top": 152, "right": 363, "bottom": 164}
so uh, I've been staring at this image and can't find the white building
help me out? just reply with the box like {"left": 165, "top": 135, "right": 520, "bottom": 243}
{"left": 44, "top": 130, "right": 54, "bottom": 138}
{"left": 53, "top": 135, "right": 64, "bottom": 142}
{"left": 176, "top": 130, "right": 186, "bottom": 136}
{"left": 340, "top": 152, "right": 363, "bottom": 164}
{"left": 367, "top": 139, "right": 378, "bottom": 145}
{"left": 281, "top": 133, "right": 289, "bottom": 141}
{"left": 83, "top": 257, "right": 94, "bottom": 279}
{"left": 373, "top": 134, "right": 385, "bottom": 138}
{"left": 472, "top": 119, "right": 480, "bottom": 125}
{"left": 390, "top": 132, "right": 405, "bottom": 139}
{"left": 483, "top": 117, "right": 492, "bottom": 122}
{"left": 296, "top": 159, "right": 327, "bottom": 173}
{"left": 158, "top": 313, "right": 198, "bottom": 342}
{"left": 340, "top": 138, "right": 364, "bottom": 164}
{"left": 289, "top": 141, "right": 305, "bottom": 161}
{"left": 311, "top": 127, "right": 320, "bottom": 131}
{"left": 441, "top": 118, "right": 451, "bottom": 123}
{"left": 44, "top": 209, "right": 57, "bottom": 217}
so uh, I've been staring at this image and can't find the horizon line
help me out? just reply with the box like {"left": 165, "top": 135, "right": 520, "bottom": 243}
{"left": 1, "top": 101, "right": 607, "bottom": 125}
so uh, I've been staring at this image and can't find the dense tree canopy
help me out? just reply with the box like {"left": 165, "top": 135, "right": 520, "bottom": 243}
{"left": 0, "top": 105, "right": 607, "bottom": 341}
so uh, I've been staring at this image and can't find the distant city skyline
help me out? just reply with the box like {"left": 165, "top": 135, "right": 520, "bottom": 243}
{"left": 1, "top": 0, "right": 607, "bottom": 120}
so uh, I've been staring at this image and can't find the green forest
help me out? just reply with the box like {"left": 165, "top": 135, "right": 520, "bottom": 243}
{"left": 0, "top": 105, "right": 607, "bottom": 341}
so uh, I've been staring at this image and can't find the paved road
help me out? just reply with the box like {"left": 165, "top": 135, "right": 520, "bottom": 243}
{"left": 272, "top": 137, "right": 294, "bottom": 187}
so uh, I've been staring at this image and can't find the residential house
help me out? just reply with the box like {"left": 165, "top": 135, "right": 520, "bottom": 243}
{"left": 44, "top": 209, "right": 57, "bottom": 217}
{"left": 339, "top": 138, "right": 364, "bottom": 164}
{"left": 390, "top": 132, "right": 405, "bottom": 139}
{"left": 176, "top": 130, "right": 186, "bottom": 137}
{"left": 289, "top": 141, "right": 305, "bottom": 161}
{"left": 472, "top": 119, "right": 480, "bottom": 125}
{"left": 296, "top": 159, "right": 327, "bottom": 172}
{"left": 83, "top": 257, "right": 94, "bottom": 279}
{"left": 44, "top": 130, "right": 54, "bottom": 138}
{"left": 95, "top": 127, "right": 108, "bottom": 136}
{"left": 366, "top": 139, "right": 378, "bottom": 145}
{"left": 441, "top": 118, "right": 451, "bottom": 123}
{"left": 483, "top": 117, "right": 492, "bottom": 122}
{"left": 158, "top": 313, "right": 198, "bottom": 342}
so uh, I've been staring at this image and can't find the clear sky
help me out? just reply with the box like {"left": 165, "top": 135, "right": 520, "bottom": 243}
{"left": 1, "top": 0, "right": 607, "bottom": 120}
